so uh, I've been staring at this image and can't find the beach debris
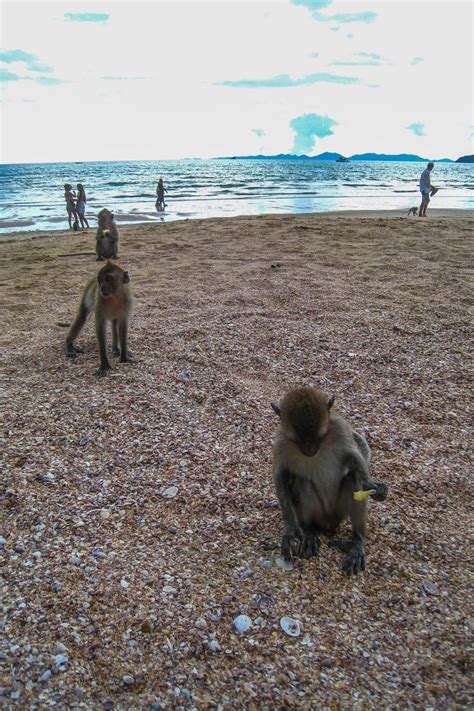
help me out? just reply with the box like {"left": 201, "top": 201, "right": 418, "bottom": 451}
{"left": 233, "top": 615, "right": 253, "bottom": 634}
{"left": 275, "top": 557, "right": 293, "bottom": 571}
{"left": 280, "top": 617, "right": 301, "bottom": 637}
{"left": 161, "top": 486, "right": 178, "bottom": 498}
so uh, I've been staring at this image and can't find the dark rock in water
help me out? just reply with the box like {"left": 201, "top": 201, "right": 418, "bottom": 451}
{"left": 455, "top": 154, "right": 474, "bottom": 163}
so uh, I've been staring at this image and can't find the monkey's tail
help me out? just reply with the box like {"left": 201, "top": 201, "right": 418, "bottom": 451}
{"left": 56, "top": 322, "right": 71, "bottom": 328}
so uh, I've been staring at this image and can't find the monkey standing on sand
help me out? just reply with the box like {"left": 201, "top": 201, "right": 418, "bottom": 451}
{"left": 66, "top": 261, "right": 132, "bottom": 377}
{"left": 272, "top": 387, "right": 388, "bottom": 574}
{"left": 96, "top": 208, "right": 119, "bottom": 261}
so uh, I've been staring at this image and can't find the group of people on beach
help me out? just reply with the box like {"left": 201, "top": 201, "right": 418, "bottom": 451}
{"left": 64, "top": 177, "right": 168, "bottom": 230}
{"left": 64, "top": 183, "right": 90, "bottom": 230}
{"left": 64, "top": 166, "right": 437, "bottom": 229}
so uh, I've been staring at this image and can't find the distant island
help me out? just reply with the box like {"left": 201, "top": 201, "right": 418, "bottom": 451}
{"left": 221, "top": 152, "right": 459, "bottom": 163}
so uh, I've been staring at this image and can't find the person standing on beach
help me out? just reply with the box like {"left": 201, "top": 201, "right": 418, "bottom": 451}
{"left": 64, "top": 183, "right": 79, "bottom": 229}
{"left": 76, "top": 183, "right": 90, "bottom": 229}
{"left": 419, "top": 162, "right": 436, "bottom": 217}
{"left": 156, "top": 178, "right": 167, "bottom": 212}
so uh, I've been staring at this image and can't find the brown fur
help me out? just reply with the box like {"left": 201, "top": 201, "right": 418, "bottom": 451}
{"left": 65, "top": 261, "right": 132, "bottom": 377}
{"left": 96, "top": 208, "right": 119, "bottom": 261}
{"left": 272, "top": 386, "right": 388, "bottom": 574}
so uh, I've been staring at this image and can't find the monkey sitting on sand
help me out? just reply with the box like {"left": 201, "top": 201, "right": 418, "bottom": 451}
{"left": 66, "top": 261, "right": 132, "bottom": 377}
{"left": 96, "top": 208, "right": 119, "bottom": 261}
{"left": 272, "top": 387, "right": 388, "bottom": 575}
{"left": 407, "top": 207, "right": 418, "bottom": 216}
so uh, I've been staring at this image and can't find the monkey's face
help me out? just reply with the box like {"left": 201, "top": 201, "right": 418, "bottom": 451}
{"left": 97, "top": 209, "right": 114, "bottom": 230}
{"left": 98, "top": 272, "right": 118, "bottom": 298}
{"left": 275, "top": 387, "right": 334, "bottom": 458}
{"left": 292, "top": 417, "right": 329, "bottom": 457}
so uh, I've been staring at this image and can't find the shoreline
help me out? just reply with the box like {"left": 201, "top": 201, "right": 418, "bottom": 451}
{"left": 0, "top": 207, "right": 472, "bottom": 243}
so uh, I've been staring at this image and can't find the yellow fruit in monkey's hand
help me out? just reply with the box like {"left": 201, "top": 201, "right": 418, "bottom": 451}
{"left": 353, "top": 489, "right": 376, "bottom": 501}
{"left": 102, "top": 229, "right": 110, "bottom": 237}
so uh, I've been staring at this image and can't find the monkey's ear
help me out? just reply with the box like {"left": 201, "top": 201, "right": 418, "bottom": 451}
{"left": 271, "top": 402, "right": 281, "bottom": 418}
{"left": 327, "top": 395, "right": 335, "bottom": 410}
{"left": 123, "top": 271, "right": 130, "bottom": 284}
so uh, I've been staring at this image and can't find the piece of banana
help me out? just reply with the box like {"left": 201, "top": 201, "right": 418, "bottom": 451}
{"left": 353, "top": 489, "right": 376, "bottom": 501}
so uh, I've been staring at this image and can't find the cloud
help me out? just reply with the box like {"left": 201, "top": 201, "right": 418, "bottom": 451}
{"left": 290, "top": 113, "right": 338, "bottom": 153}
{"left": 410, "top": 56, "right": 424, "bottom": 65}
{"left": 252, "top": 128, "right": 266, "bottom": 137}
{"left": 291, "top": 0, "right": 332, "bottom": 9}
{"left": 407, "top": 122, "right": 425, "bottom": 137}
{"left": 0, "top": 49, "right": 52, "bottom": 73}
{"left": 64, "top": 12, "right": 110, "bottom": 23}
{"left": 314, "top": 11, "right": 377, "bottom": 23}
{"left": 0, "top": 68, "right": 20, "bottom": 81}
{"left": 217, "top": 72, "right": 359, "bottom": 88}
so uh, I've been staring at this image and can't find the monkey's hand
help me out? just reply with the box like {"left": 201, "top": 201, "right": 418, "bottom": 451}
{"left": 95, "top": 364, "right": 111, "bottom": 377}
{"left": 299, "top": 531, "right": 320, "bottom": 559}
{"left": 281, "top": 526, "right": 303, "bottom": 562}
{"left": 370, "top": 481, "right": 388, "bottom": 502}
{"left": 66, "top": 343, "right": 83, "bottom": 358}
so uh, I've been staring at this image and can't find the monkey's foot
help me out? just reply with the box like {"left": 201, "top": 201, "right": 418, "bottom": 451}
{"left": 66, "top": 344, "right": 83, "bottom": 358}
{"left": 112, "top": 347, "right": 121, "bottom": 357}
{"left": 119, "top": 356, "right": 133, "bottom": 364}
{"left": 330, "top": 539, "right": 365, "bottom": 575}
{"left": 94, "top": 365, "right": 111, "bottom": 377}
{"left": 96, "top": 257, "right": 105, "bottom": 262}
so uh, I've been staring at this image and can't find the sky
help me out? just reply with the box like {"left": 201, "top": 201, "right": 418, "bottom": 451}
{"left": 1, "top": 0, "right": 473, "bottom": 163}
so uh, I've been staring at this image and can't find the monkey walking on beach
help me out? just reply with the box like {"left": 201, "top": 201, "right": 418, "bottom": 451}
{"left": 271, "top": 387, "right": 388, "bottom": 575}
{"left": 96, "top": 208, "right": 119, "bottom": 261}
{"left": 66, "top": 261, "right": 133, "bottom": 377}
{"left": 407, "top": 207, "right": 418, "bottom": 217}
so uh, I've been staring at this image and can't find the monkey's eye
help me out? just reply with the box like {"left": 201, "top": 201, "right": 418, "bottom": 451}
{"left": 103, "top": 274, "right": 113, "bottom": 282}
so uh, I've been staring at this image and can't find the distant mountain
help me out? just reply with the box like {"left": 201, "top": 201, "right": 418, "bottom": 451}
{"left": 349, "top": 152, "right": 453, "bottom": 163}
{"left": 222, "top": 152, "right": 341, "bottom": 160}
{"left": 456, "top": 154, "right": 474, "bottom": 163}
{"left": 219, "top": 152, "right": 454, "bottom": 162}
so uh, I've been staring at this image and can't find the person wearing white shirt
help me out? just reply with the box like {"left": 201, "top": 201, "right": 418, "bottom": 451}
{"left": 419, "top": 162, "right": 435, "bottom": 217}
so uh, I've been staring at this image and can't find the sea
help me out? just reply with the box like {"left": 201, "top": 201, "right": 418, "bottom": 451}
{"left": 0, "top": 158, "right": 472, "bottom": 234}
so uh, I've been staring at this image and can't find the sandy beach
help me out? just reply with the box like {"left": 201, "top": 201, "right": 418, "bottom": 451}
{"left": 1, "top": 210, "right": 472, "bottom": 708}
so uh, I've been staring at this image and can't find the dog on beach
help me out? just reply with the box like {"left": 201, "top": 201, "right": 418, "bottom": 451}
{"left": 407, "top": 207, "right": 418, "bottom": 217}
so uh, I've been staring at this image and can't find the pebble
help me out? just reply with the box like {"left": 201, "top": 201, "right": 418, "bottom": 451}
{"left": 14, "top": 543, "right": 26, "bottom": 554}
{"left": 194, "top": 617, "right": 207, "bottom": 629}
{"left": 100, "top": 509, "right": 111, "bottom": 520}
{"left": 40, "top": 670, "right": 52, "bottom": 682}
{"left": 32, "top": 551, "right": 42, "bottom": 560}
{"left": 422, "top": 581, "right": 439, "bottom": 596}
{"left": 208, "top": 640, "right": 220, "bottom": 652}
{"left": 276, "top": 557, "right": 293, "bottom": 571}
{"left": 120, "top": 579, "right": 129, "bottom": 589}
{"left": 55, "top": 654, "right": 68, "bottom": 666}
{"left": 44, "top": 473, "right": 55, "bottom": 481}
{"left": 0, "top": 537, "right": 6, "bottom": 546}
{"left": 123, "top": 675, "right": 135, "bottom": 686}
{"left": 74, "top": 688, "right": 85, "bottom": 699}
{"left": 162, "top": 486, "right": 178, "bottom": 498}
{"left": 259, "top": 559, "right": 273, "bottom": 568}
{"left": 280, "top": 617, "right": 301, "bottom": 637}
{"left": 52, "top": 580, "right": 61, "bottom": 593}
{"left": 55, "top": 643, "right": 67, "bottom": 654}
{"left": 70, "top": 555, "right": 81, "bottom": 566}
{"left": 233, "top": 615, "right": 252, "bottom": 633}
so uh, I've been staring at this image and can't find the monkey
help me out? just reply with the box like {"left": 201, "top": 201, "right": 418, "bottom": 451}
{"left": 96, "top": 208, "right": 119, "bottom": 261}
{"left": 65, "top": 261, "right": 132, "bottom": 377}
{"left": 407, "top": 207, "right": 418, "bottom": 217}
{"left": 271, "top": 387, "right": 388, "bottom": 575}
